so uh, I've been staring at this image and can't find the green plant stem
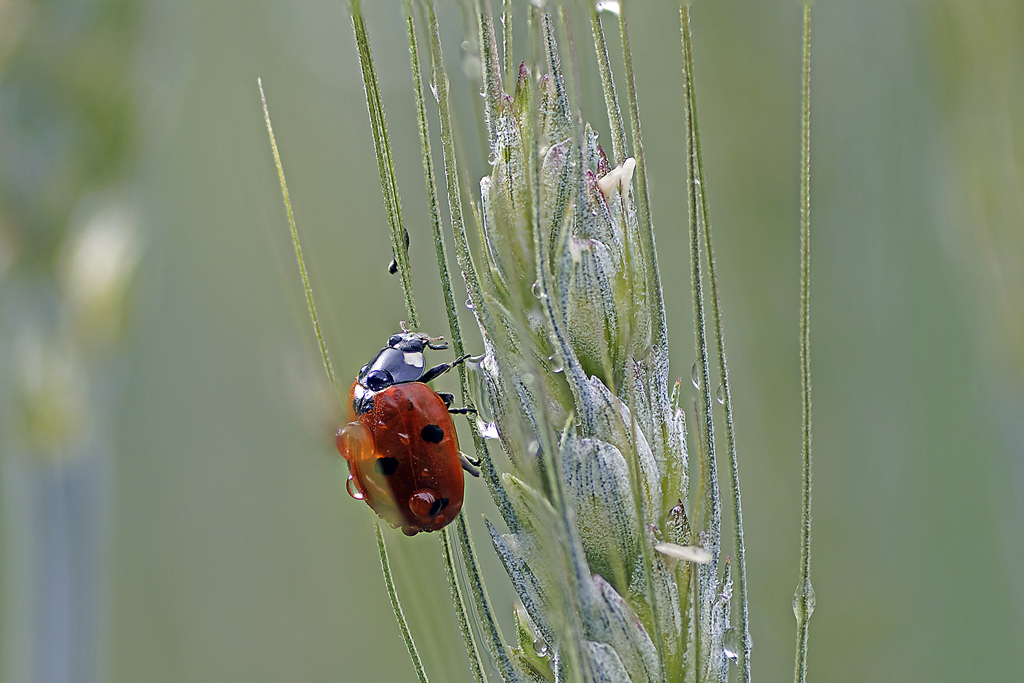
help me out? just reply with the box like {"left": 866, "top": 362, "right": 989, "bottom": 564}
{"left": 375, "top": 523, "right": 430, "bottom": 683}
{"left": 680, "top": 7, "right": 752, "bottom": 681}
{"left": 679, "top": 7, "right": 722, "bottom": 680}
{"left": 794, "top": 6, "right": 814, "bottom": 683}
{"left": 351, "top": 0, "right": 419, "bottom": 328}
{"left": 259, "top": 78, "right": 340, "bottom": 401}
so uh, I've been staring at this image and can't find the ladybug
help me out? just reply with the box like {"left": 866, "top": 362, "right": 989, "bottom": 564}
{"left": 336, "top": 332, "right": 479, "bottom": 536}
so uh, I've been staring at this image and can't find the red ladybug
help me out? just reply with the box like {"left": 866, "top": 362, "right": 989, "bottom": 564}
{"left": 336, "top": 332, "right": 478, "bottom": 536}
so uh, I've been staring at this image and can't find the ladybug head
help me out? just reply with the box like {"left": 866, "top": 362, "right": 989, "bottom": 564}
{"left": 364, "top": 368, "right": 394, "bottom": 392}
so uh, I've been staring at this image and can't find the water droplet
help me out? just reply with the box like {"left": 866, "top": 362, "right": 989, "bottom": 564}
{"left": 691, "top": 362, "right": 700, "bottom": 389}
{"left": 465, "top": 298, "right": 475, "bottom": 310}
{"left": 478, "top": 420, "right": 500, "bottom": 439}
{"left": 346, "top": 476, "right": 365, "bottom": 500}
{"left": 547, "top": 354, "right": 564, "bottom": 374}
{"left": 466, "top": 359, "right": 496, "bottom": 425}
{"left": 527, "top": 440, "right": 540, "bottom": 456}
{"left": 532, "top": 638, "right": 548, "bottom": 657}
{"left": 521, "top": 373, "right": 535, "bottom": 385}
{"left": 722, "top": 628, "right": 739, "bottom": 663}
{"left": 716, "top": 384, "right": 725, "bottom": 404}
{"left": 792, "top": 579, "right": 816, "bottom": 622}
{"left": 595, "top": 0, "right": 621, "bottom": 15}
{"left": 461, "top": 40, "right": 472, "bottom": 52}
{"left": 531, "top": 281, "right": 542, "bottom": 298}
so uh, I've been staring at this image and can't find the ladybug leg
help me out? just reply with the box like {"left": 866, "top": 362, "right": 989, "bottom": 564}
{"left": 438, "top": 391, "right": 476, "bottom": 415}
{"left": 459, "top": 452, "right": 481, "bottom": 477}
{"left": 420, "top": 354, "right": 471, "bottom": 383}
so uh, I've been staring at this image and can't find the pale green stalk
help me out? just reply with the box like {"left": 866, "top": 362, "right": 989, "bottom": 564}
{"left": 680, "top": 7, "right": 752, "bottom": 681}
{"left": 680, "top": 7, "right": 722, "bottom": 681}
{"left": 404, "top": 2, "right": 463, "bottom": 358}
{"left": 794, "top": 7, "right": 815, "bottom": 683}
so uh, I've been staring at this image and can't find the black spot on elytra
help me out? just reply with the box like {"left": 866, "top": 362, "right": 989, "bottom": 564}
{"left": 429, "top": 497, "right": 449, "bottom": 516}
{"left": 421, "top": 424, "right": 444, "bottom": 444}
{"left": 375, "top": 457, "right": 399, "bottom": 476}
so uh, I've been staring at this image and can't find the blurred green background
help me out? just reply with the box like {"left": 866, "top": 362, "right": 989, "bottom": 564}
{"left": 2, "top": 1, "right": 1022, "bottom": 682}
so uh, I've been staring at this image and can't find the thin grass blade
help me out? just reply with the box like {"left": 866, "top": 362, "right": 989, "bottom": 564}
{"left": 679, "top": 7, "right": 724, "bottom": 682}
{"left": 376, "top": 523, "right": 430, "bottom": 683}
{"left": 677, "top": 5, "right": 753, "bottom": 681}
{"left": 794, "top": 7, "right": 815, "bottom": 683}
{"left": 259, "top": 78, "right": 339, "bottom": 399}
